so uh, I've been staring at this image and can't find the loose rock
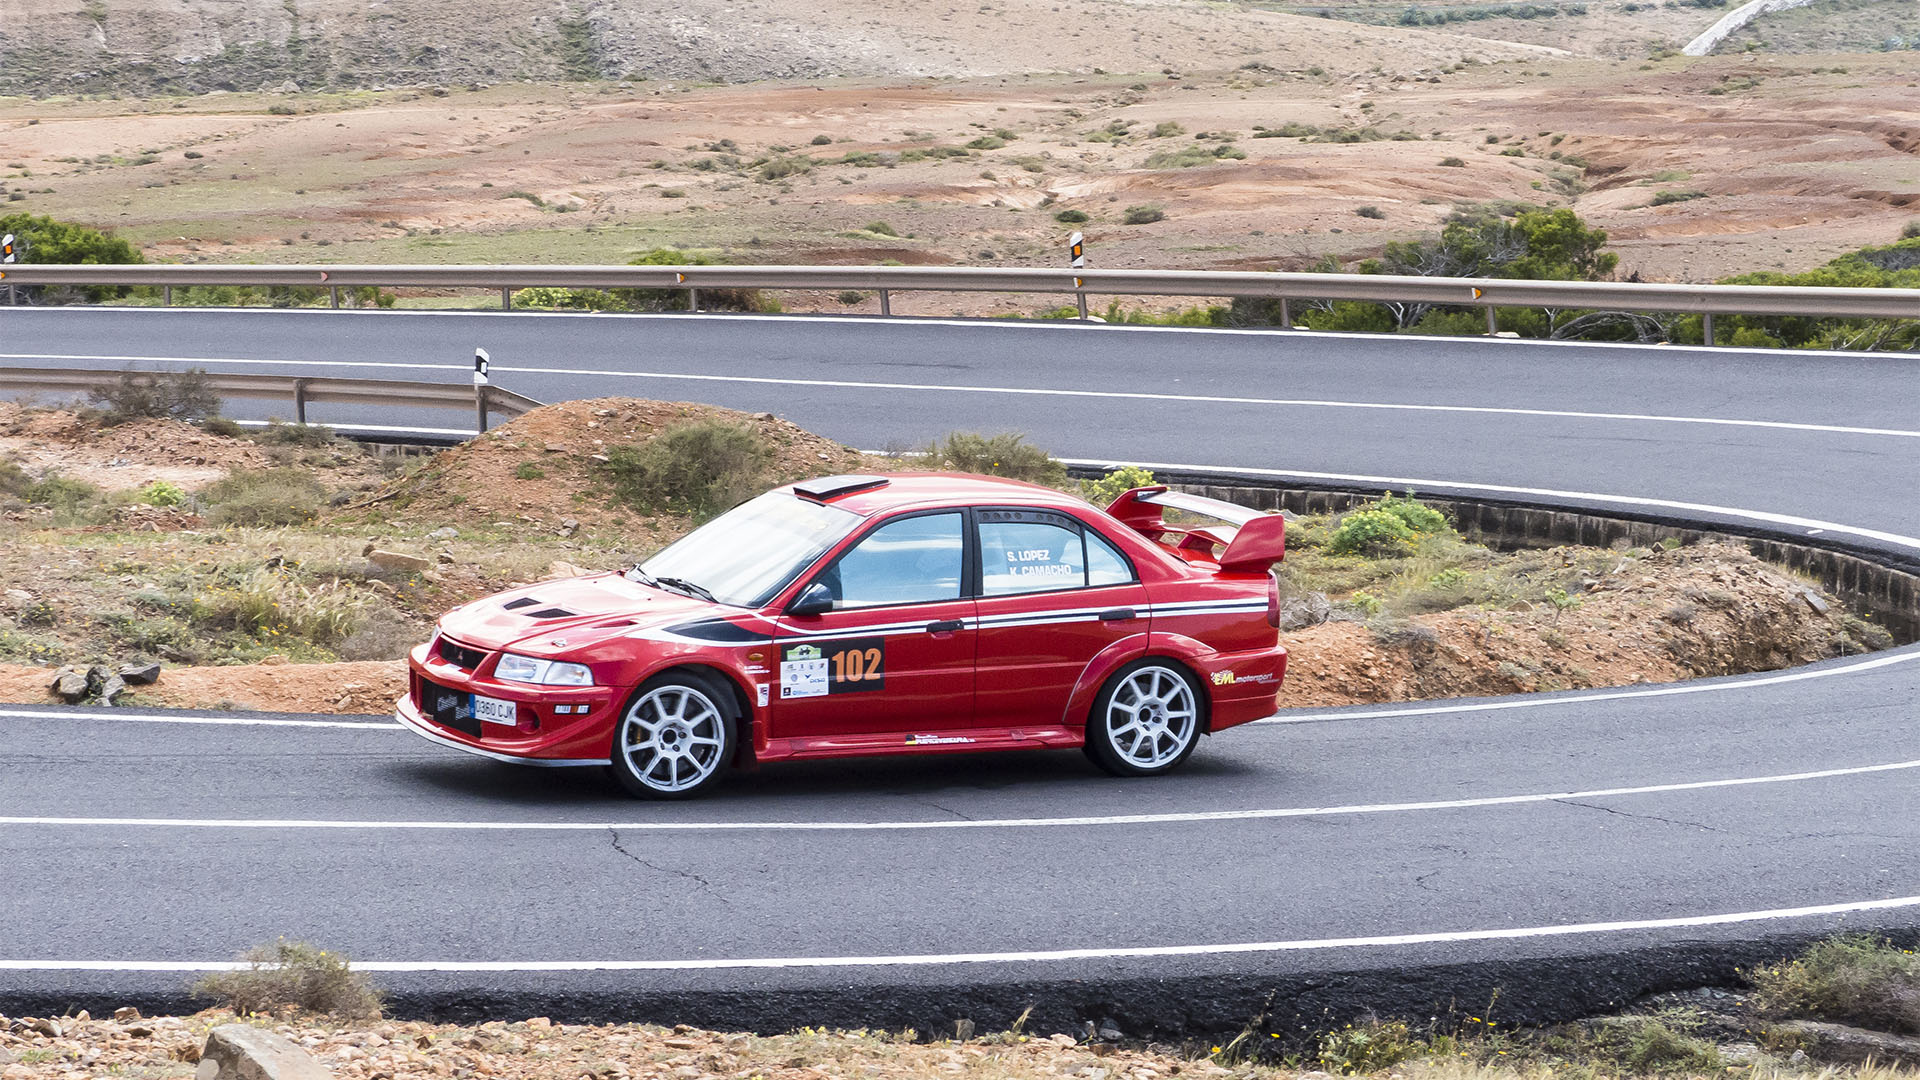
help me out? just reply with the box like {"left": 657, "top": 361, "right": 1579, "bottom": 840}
{"left": 196, "top": 1024, "right": 334, "bottom": 1080}
{"left": 367, "top": 550, "right": 432, "bottom": 572}
{"left": 118, "top": 662, "right": 162, "bottom": 685}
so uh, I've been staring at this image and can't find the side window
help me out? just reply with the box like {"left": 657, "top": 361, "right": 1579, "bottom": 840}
{"left": 1086, "top": 529, "right": 1137, "bottom": 587}
{"left": 818, "top": 512, "right": 964, "bottom": 609}
{"left": 979, "top": 514, "right": 1087, "bottom": 597}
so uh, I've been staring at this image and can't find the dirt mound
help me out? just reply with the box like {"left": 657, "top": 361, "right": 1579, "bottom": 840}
{"left": 355, "top": 397, "right": 888, "bottom": 537}
{"left": 1280, "top": 540, "right": 1886, "bottom": 707}
{"left": 0, "top": 403, "right": 267, "bottom": 493}
{"left": 0, "top": 660, "right": 406, "bottom": 714}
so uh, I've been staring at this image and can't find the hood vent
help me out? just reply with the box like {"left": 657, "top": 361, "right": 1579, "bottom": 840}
{"left": 502, "top": 597, "right": 540, "bottom": 611}
{"left": 501, "top": 597, "right": 578, "bottom": 620}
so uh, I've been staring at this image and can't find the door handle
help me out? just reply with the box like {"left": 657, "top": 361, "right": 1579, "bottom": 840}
{"left": 1098, "top": 607, "right": 1138, "bottom": 622}
{"left": 925, "top": 619, "right": 965, "bottom": 634}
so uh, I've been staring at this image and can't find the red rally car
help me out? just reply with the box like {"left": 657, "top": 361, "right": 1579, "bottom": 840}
{"left": 397, "top": 473, "right": 1288, "bottom": 798}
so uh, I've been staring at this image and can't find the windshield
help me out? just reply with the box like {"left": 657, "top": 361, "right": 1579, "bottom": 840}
{"left": 637, "top": 491, "right": 863, "bottom": 608}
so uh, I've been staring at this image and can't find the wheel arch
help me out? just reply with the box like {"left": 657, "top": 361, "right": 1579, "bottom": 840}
{"left": 633, "top": 661, "right": 758, "bottom": 765}
{"left": 1083, "top": 648, "right": 1213, "bottom": 735}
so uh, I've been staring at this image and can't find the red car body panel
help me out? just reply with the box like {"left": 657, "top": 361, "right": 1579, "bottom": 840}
{"left": 397, "top": 473, "right": 1287, "bottom": 770}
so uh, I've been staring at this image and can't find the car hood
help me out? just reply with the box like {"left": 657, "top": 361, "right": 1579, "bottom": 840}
{"left": 436, "top": 572, "right": 729, "bottom": 654}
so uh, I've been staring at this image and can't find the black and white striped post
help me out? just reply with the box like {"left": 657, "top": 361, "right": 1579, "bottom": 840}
{"left": 473, "top": 347, "right": 492, "bottom": 433}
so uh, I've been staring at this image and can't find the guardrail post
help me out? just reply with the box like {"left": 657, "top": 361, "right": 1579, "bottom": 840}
{"left": 688, "top": 287, "right": 699, "bottom": 312}
{"left": 329, "top": 286, "right": 340, "bottom": 309}
{"left": 476, "top": 385, "right": 489, "bottom": 434}
{"left": 1076, "top": 291, "right": 1088, "bottom": 320}
{"left": 292, "top": 379, "right": 310, "bottom": 425}
{"left": 1485, "top": 306, "right": 1498, "bottom": 335}
{"left": 1702, "top": 312, "right": 1715, "bottom": 347}
{"left": 500, "top": 288, "right": 512, "bottom": 311}
{"left": 879, "top": 289, "right": 891, "bottom": 317}
{"left": 1279, "top": 298, "right": 1292, "bottom": 329}
{"left": 162, "top": 286, "right": 172, "bottom": 307}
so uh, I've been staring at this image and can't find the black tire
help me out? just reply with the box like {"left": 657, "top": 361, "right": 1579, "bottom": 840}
{"left": 607, "top": 669, "right": 737, "bottom": 799}
{"left": 1082, "top": 658, "right": 1204, "bottom": 778}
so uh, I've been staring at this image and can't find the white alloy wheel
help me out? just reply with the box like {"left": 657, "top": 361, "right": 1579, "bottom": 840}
{"left": 612, "top": 678, "right": 733, "bottom": 798}
{"left": 1087, "top": 661, "right": 1201, "bottom": 776}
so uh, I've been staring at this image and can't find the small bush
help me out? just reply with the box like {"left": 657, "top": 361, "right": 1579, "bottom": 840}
{"left": 1904, "top": 220, "right": 1920, "bottom": 240}
{"left": 1651, "top": 189, "right": 1707, "bottom": 206}
{"left": 1440, "top": 156, "right": 1467, "bottom": 167}
{"left": 1356, "top": 205, "right": 1386, "bottom": 219}
{"left": 198, "top": 569, "right": 368, "bottom": 644}
{"left": 192, "top": 939, "right": 382, "bottom": 1019}
{"left": 1375, "top": 492, "right": 1448, "bottom": 533}
{"left": 836, "top": 290, "right": 866, "bottom": 305}
{"left": 89, "top": 367, "right": 221, "bottom": 425}
{"left": 602, "top": 419, "right": 771, "bottom": 518}
{"left": 1081, "top": 465, "right": 1156, "bottom": 507}
{"left": 1749, "top": 935, "right": 1920, "bottom": 1034}
{"left": 964, "top": 134, "right": 1007, "bottom": 150}
{"left": 200, "top": 417, "right": 247, "bottom": 438}
{"left": 26, "top": 474, "right": 100, "bottom": 510}
{"left": 1615, "top": 1017, "right": 1721, "bottom": 1072}
{"left": 200, "top": 469, "right": 326, "bottom": 526}
{"left": 0, "top": 456, "right": 30, "bottom": 498}
{"left": 1327, "top": 509, "right": 1415, "bottom": 557}
{"left": 757, "top": 155, "right": 814, "bottom": 181}
{"left": 1054, "top": 209, "right": 1089, "bottom": 223}
{"left": 252, "top": 421, "right": 336, "bottom": 447}
{"left": 863, "top": 220, "right": 899, "bottom": 236}
{"left": 810, "top": 134, "right": 834, "bottom": 145}
{"left": 1151, "top": 121, "right": 1184, "bottom": 137}
{"left": 514, "top": 461, "right": 546, "bottom": 480}
{"left": 139, "top": 480, "right": 186, "bottom": 506}
{"left": 1318, "top": 1018, "right": 1427, "bottom": 1074}
{"left": 1123, "top": 204, "right": 1165, "bottom": 225}
{"left": 926, "top": 432, "right": 1066, "bottom": 486}
{"left": 515, "top": 286, "right": 619, "bottom": 311}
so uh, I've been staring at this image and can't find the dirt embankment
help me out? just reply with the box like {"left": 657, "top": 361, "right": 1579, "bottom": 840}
{"left": 1281, "top": 540, "right": 1880, "bottom": 708}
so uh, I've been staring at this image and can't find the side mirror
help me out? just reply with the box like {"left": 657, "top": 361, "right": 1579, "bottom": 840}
{"left": 786, "top": 582, "right": 835, "bottom": 617}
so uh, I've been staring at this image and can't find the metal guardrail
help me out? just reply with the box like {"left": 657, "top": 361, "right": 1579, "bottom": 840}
{"left": 1, "top": 263, "right": 1916, "bottom": 345}
{"left": 0, "top": 366, "right": 543, "bottom": 432}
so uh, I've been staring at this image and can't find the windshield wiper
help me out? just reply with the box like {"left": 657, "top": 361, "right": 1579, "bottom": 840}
{"left": 625, "top": 565, "right": 659, "bottom": 586}
{"left": 652, "top": 576, "right": 717, "bottom": 603}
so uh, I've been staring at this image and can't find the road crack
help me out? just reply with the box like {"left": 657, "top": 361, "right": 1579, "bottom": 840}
{"left": 608, "top": 828, "right": 729, "bottom": 902}
{"left": 1551, "top": 798, "right": 1725, "bottom": 833}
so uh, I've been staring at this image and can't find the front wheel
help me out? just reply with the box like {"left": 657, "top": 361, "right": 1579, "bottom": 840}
{"left": 1083, "top": 659, "right": 1203, "bottom": 777}
{"left": 609, "top": 671, "right": 736, "bottom": 799}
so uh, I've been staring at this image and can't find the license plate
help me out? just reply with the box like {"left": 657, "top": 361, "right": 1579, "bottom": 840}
{"left": 472, "top": 694, "right": 519, "bottom": 727}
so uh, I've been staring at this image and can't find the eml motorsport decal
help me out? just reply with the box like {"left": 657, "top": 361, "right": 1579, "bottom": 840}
{"left": 780, "top": 638, "right": 886, "bottom": 699}
{"left": 1212, "top": 670, "right": 1278, "bottom": 687}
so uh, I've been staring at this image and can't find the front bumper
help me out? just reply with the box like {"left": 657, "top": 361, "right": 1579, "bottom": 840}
{"left": 395, "top": 695, "right": 610, "bottom": 766}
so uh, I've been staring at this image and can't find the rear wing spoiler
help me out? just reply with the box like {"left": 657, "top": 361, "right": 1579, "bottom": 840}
{"left": 1106, "top": 486, "right": 1285, "bottom": 574}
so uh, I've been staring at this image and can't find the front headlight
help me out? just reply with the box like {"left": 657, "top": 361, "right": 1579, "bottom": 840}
{"left": 495, "top": 653, "right": 595, "bottom": 686}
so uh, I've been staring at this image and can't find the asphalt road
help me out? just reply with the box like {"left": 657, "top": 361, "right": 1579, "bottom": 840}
{"left": 1, "top": 306, "right": 1917, "bottom": 1034}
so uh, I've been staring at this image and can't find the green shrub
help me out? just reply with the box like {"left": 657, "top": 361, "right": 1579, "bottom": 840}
{"left": 26, "top": 474, "right": 100, "bottom": 510}
{"left": 863, "top": 220, "right": 898, "bottom": 236}
{"left": 139, "top": 480, "right": 186, "bottom": 507}
{"left": 198, "top": 569, "right": 368, "bottom": 644}
{"left": 192, "top": 939, "right": 382, "bottom": 1020}
{"left": 964, "top": 134, "right": 1007, "bottom": 150}
{"left": 1081, "top": 465, "right": 1156, "bottom": 506}
{"left": 1904, "top": 220, "right": 1920, "bottom": 239}
{"left": 1151, "top": 121, "right": 1184, "bottom": 138}
{"left": 926, "top": 432, "right": 1066, "bottom": 487}
{"left": 602, "top": 419, "right": 772, "bottom": 518}
{"left": 200, "top": 417, "right": 248, "bottom": 438}
{"left": 1123, "top": 204, "right": 1165, "bottom": 225}
{"left": 1749, "top": 935, "right": 1920, "bottom": 1034}
{"left": 1650, "top": 189, "right": 1706, "bottom": 206}
{"left": 200, "top": 468, "right": 326, "bottom": 526}
{"left": 1375, "top": 492, "right": 1448, "bottom": 533}
{"left": 89, "top": 367, "right": 221, "bottom": 425}
{"left": 810, "top": 134, "right": 834, "bottom": 145}
{"left": 757, "top": 154, "right": 814, "bottom": 181}
{"left": 1318, "top": 1018, "right": 1427, "bottom": 1074}
{"left": 1440, "top": 156, "right": 1467, "bottom": 167}
{"left": 613, "top": 248, "right": 776, "bottom": 313}
{"left": 0, "top": 212, "right": 144, "bottom": 302}
{"left": 1616, "top": 1017, "right": 1721, "bottom": 1072}
{"left": 252, "top": 421, "right": 336, "bottom": 447}
{"left": 1327, "top": 509, "right": 1415, "bottom": 556}
{"left": 514, "top": 462, "right": 546, "bottom": 480}
{"left": 0, "top": 456, "right": 30, "bottom": 498}
{"left": 1356, "top": 205, "right": 1386, "bottom": 219}
{"left": 1054, "top": 209, "right": 1089, "bottom": 223}
{"left": 515, "top": 286, "right": 619, "bottom": 310}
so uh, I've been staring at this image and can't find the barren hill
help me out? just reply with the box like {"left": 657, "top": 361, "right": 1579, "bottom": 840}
{"left": 2, "top": 0, "right": 1552, "bottom": 94}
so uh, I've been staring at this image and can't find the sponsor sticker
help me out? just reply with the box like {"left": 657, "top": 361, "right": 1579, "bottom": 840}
{"left": 1212, "top": 670, "right": 1277, "bottom": 687}
{"left": 906, "top": 734, "right": 975, "bottom": 746}
{"left": 780, "top": 638, "right": 886, "bottom": 699}
{"left": 756, "top": 683, "right": 770, "bottom": 708}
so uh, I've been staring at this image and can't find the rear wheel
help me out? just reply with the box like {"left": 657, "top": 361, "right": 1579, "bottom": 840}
{"left": 1083, "top": 659, "right": 1202, "bottom": 777}
{"left": 609, "top": 671, "right": 735, "bottom": 799}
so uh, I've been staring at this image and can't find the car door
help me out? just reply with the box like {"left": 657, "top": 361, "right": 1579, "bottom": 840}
{"left": 770, "top": 509, "right": 977, "bottom": 739}
{"left": 971, "top": 508, "right": 1150, "bottom": 732}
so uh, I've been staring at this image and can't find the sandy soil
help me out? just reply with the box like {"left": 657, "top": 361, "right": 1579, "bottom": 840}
{"left": 0, "top": 404, "right": 267, "bottom": 492}
{"left": 6, "top": 54, "right": 1915, "bottom": 291}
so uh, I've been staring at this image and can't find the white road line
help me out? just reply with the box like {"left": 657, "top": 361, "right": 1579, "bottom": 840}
{"left": 5, "top": 757, "right": 1914, "bottom": 833}
{"left": 15, "top": 306, "right": 1919, "bottom": 364}
{"left": 3, "top": 353, "right": 1914, "bottom": 440}
{"left": 0, "top": 708, "right": 397, "bottom": 730}
{"left": 5, "top": 893, "right": 1917, "bottom": 972}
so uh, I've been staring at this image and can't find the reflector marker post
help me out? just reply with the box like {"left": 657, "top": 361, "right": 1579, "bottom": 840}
{"left": 1069, "top": 232, "right": 1088, "bottom": 319}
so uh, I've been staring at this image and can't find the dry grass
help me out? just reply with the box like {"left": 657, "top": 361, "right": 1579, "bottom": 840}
{"left": 192, "top": 939, "right": 383, "bottom": 1020}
